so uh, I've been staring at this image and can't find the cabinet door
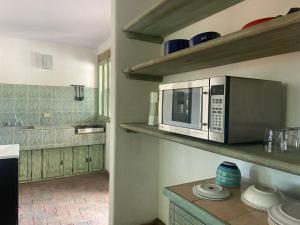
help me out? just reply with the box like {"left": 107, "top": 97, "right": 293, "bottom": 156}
{"left": 31, "top": 150, "right": 43, "bottom": 181}
{"left": 63, "top": 147, "right": 73, "bottom": 176}
{"left": 43, "top": 149, "right": 63, "bottom": 178}
{"left": 88, "top": 145, "right": 104, "bottom": 172}
{"left": 73, "top": 146, "right": 89, "bottom": 174}
{"left": 19, "top": 151, "right": 31, "bottom": 182}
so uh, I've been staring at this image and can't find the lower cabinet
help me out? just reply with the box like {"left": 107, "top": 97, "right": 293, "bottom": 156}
{"left": 43, "top": 148, "right": 64, "bottom": 178}
{"left": 73, "top": 145, "right": 104, "bottom": 174}
{"left": 89, "top": 145, "right": 104, "bottom": 172}
{"left": 73, "top": 146, "right": 89, "bottom": 174}
{"left": 63, "top": 147, "right": 73, "bottom": 176}
{"left": 18, "top": 144, "right": 105, "bottom": 182}
{"left": 170, "top": 202, "right": 205, "bottom": 225}
{"left": 31, "top": 150, "right": 43, "bottom": 181}
{"left": 19, "top": 151, "right": 32, "bottom": 182}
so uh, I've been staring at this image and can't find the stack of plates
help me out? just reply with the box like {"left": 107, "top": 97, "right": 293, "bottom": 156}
{"left": 193, "top": 183, "right": 230, "bottom": 201}
{"left": 268, "top": 203, "right": 300, "bottom": 225}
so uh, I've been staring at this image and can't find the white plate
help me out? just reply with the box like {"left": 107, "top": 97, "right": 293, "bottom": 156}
{"left": 241, "top": 184, "right": 285, "bottom": 211}
{"left": 268, "top": 217, "right": 279, "bottom": 225}
{"left": 268, "top": 203, "right": 300, "bottom": 225}
{"left": 192, "top": 187, "right": 230, "bottom": 201}
{"left": 192, "top": 184, "right": 230, "bottom": 200}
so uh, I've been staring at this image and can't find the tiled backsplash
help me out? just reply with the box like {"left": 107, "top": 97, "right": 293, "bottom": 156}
{"left": 0, "top": 84, "right": 97, "bottom": 126}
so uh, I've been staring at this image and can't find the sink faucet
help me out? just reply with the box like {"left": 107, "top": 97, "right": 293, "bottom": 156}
{"left": 7, "top": 114, "right": 24, "bottom": 126}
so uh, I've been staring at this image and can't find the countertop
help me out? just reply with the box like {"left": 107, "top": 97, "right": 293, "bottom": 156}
{"left": 0, "top": 145, "right": 19, "bottom": 159}
{"left": 164, "top": 178, "right": 269, "bottom": 225}
{"left": 0, "top": 125, "right": 74, "bottom": 131}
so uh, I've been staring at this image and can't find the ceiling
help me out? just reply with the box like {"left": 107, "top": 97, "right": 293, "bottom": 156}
{"left": 0, "top": 0, "right": 111, "bottom": 48}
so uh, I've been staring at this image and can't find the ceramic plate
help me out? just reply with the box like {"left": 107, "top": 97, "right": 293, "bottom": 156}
{"left": 192, "top": 187, "right": 230, "bottom": 201}
{"left": 268, "top": 203, "right": 300, "bottom": 225}
{"left": 268, "top": 217, "right": 280, "bottom": 225}
{"left": 193, "top": 184, "right": 230, "bottom": 200}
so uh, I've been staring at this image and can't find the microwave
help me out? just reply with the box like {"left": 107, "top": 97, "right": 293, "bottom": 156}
{"left": 158, "top": 76, "right": 283, "bottom": 144}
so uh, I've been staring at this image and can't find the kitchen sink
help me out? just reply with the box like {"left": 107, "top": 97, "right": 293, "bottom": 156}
{"left": 4, "top": 125, "right": 34, "bottom": 130}
{"left": 19, "top": 125, "right": 34, "bottom": 129}
{"left": 74, "top": 124, "right": 105, "bottom": 134}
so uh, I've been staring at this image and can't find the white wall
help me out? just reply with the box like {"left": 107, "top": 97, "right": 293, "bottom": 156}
{"left": 97, "top": 38, "right": 111, "bottom": 54}
{"left": 111, "top": 0, "right": 161, "bottom": 225}
{"left": 0, "top": 36, "right": 98, "bottom": 87}
{"left": 158, "top": 0, "right": 300, "bottom": 223}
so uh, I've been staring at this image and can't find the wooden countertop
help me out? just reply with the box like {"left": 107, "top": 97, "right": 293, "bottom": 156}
{"left": 164, "top": 178, "right": 269, "bottom": 225}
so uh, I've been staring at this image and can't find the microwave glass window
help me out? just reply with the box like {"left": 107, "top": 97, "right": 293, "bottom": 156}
{"left": 211, "top": 85, "right": 224, "bottom": 95}
{"left": 172, "top": 89, "right": 192, "bottom": 123}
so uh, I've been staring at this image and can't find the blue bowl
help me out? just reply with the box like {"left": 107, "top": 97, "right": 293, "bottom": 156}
{"left": 190, "top": 31, "right": 220, "bottom": 46}
{"left": 216, "top": 161, "right": 241, "bottom": 188}
{"left": 164, "top": 39, "right": 190, "bottom": 55}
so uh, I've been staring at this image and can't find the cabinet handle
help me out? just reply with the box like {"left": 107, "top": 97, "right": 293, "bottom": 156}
{"left": 89, "top": 157, "right": 92, "bottom": 162}
{"left": 60, "top": 160, "right": 63, "bottom": 165}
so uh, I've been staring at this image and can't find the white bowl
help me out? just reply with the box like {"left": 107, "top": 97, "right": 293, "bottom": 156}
{"left": 268, "top": 203, "right": 300, "bottom": 225}
{"left": 241, "top": 184, "right": 285, "bottom": 210}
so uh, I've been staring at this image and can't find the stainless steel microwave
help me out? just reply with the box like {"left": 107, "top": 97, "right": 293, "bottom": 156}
{"left": 158, "top": 76, "right": 283, "bottom": 144}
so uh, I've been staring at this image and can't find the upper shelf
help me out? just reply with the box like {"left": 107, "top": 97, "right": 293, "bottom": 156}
{"left": 124, "top": 11, "right": 300, "bottom": 82}
{"left": 120, "top": 123, "right": 300, "bottom": 176}
{"left": 123, "top": 0, "right": 244, "bottom": 44}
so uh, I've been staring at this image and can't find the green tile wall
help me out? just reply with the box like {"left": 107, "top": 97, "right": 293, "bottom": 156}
{"left": 0, "top": 84, "right": 97, "bottom": 126}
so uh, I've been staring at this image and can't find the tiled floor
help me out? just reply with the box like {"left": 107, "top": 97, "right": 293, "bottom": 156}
{"left": 19, "top": 173, "right": 109, "bottom": 225}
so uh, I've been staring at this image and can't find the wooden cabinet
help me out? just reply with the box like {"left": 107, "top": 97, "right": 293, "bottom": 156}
{"left": 63, "top": 147, "right": 73, "bottom": 176}
{"left": 170, "top": 202, "right": 205, "bottom": 225}
{"left": 19, "top": 145, "right": 105, "bottom": 182}
{"left": 73, "top": 146, "right": 89, "bottom": 174}
{"left": 43, "top": 148, "right": 63, "bottom": 178}
{"left": 89, "top": 145, "right": 104, "bottom": 172}
{"left": 19, "top": 151, "right": 31, "bottom": 182}
{"left": 31, "top": 150, "right": 43, "bottom": 181}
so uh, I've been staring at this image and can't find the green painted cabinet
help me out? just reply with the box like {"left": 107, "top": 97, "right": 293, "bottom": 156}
{"left": 73, "top": 146, "right": 89, "bottom": 174}
{"left": 19, "top": 151, "right": 32, "bottom": 182}
{"left": 89, "top": 145, "right": 104, "bottom": 172}
{"left": 43, "top": 148, "right": 64, "bottom": 178}
{"left": 31, "top": 150, "right": 43, "bottom": 181}
{"left": 63, "top": 147, "right": 73, "bottom": 176}
{"left": 19, "top": 145, "right": 105, "bottom": 182}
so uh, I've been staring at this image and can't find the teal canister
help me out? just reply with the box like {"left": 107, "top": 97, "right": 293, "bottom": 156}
{"left": 216, "top": 161, "right": 241, "bottom": 188}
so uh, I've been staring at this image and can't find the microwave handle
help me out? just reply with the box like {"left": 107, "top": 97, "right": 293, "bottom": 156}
{"left": 201, "top": 87, "right": 209, "bottom": 131}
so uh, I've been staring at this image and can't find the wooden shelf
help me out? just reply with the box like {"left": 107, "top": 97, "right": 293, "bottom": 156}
{"left": 120, "top": 123, "right": 300, "bottom": 176}
{"left": 123, "top": 0, "right": 243, "bottom": 43}
{"left": 124, "top": 12, "right": 300, "bottom": 81}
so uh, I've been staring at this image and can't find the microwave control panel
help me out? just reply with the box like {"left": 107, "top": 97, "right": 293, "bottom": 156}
{"left": 210, "top": 85, "right": 224, "bottom": 133}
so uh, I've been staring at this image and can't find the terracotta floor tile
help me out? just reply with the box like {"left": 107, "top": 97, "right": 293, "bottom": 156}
{"left": 19, "top": 173, "right": 109, "bottom": 225}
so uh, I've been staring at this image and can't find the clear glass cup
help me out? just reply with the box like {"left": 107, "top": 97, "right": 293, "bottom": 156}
{"left": 265, "top": 128, "right": 300, "bottom": 153}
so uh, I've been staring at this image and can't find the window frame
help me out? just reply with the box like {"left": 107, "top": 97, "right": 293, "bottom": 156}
{"left": 98, "top": 49, "right": 111, "bottom": 122}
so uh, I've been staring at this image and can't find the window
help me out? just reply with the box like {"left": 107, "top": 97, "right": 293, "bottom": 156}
{"left": 98, "top": 50, "right": 111, "bottom": 120}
